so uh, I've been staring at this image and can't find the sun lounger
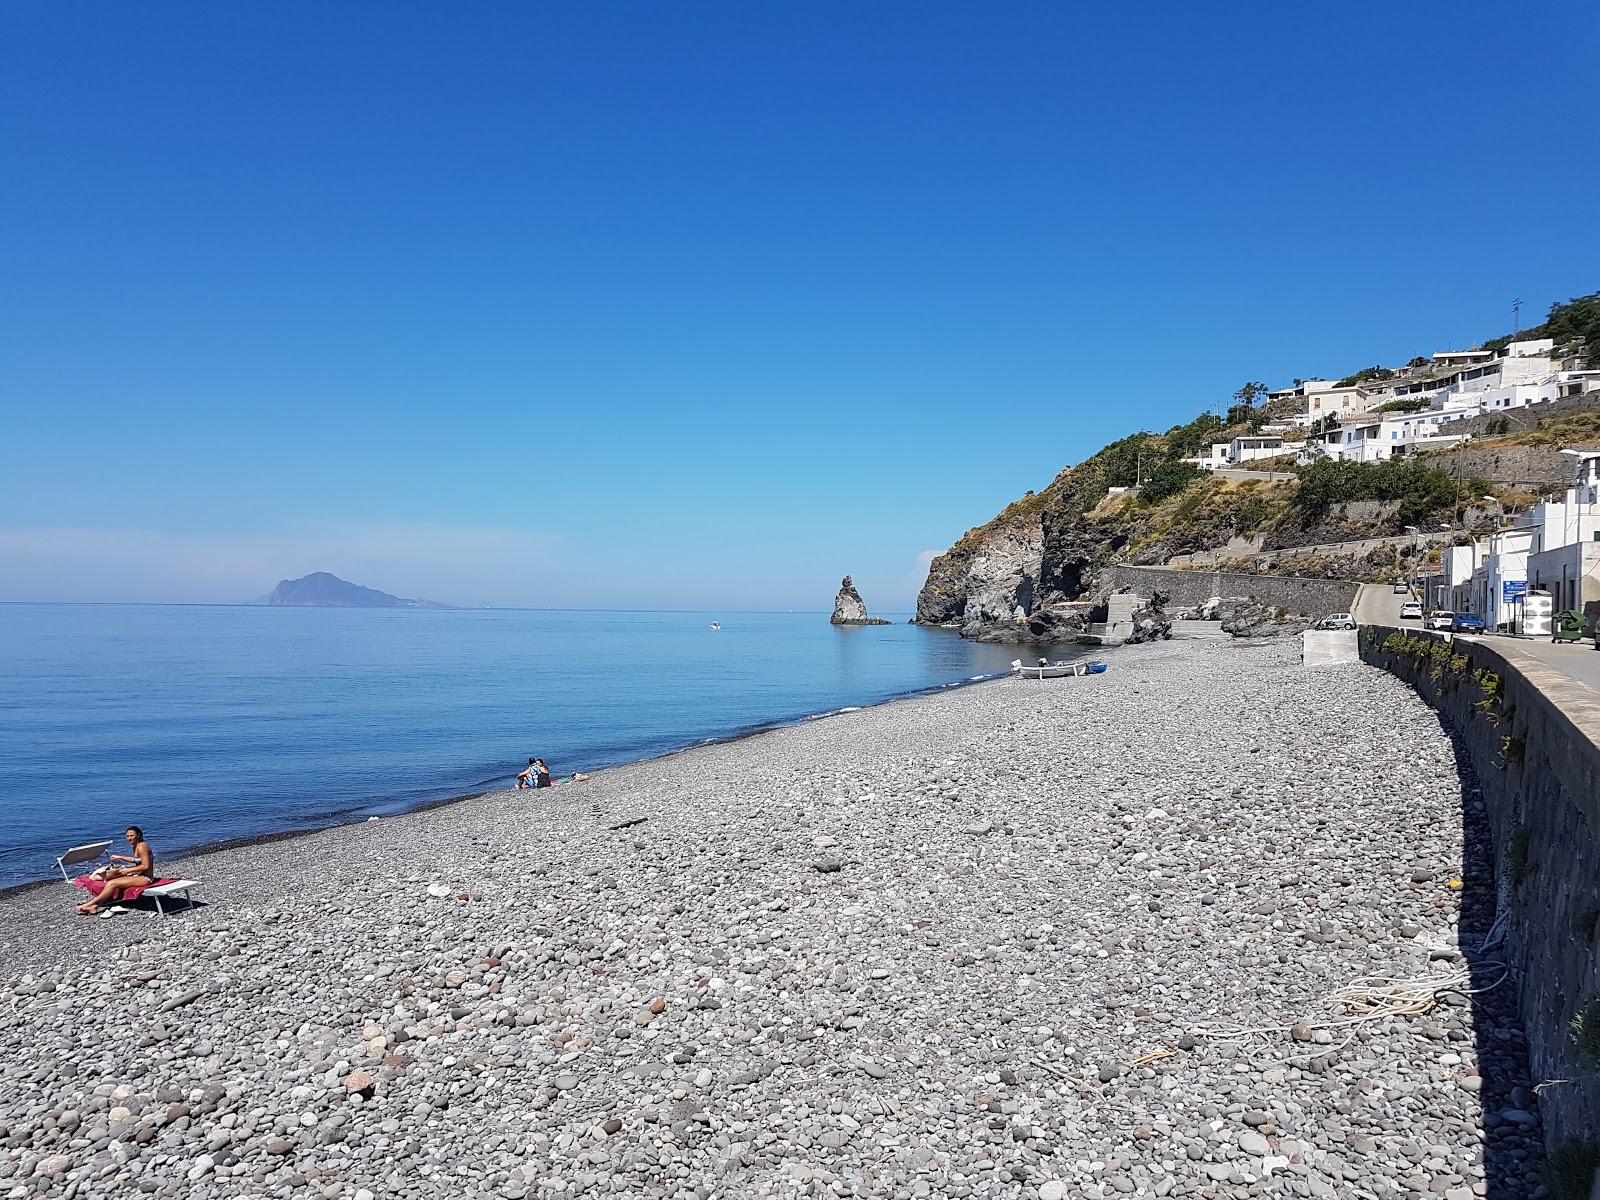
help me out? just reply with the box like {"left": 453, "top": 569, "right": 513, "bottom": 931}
{"left": 59, "top": 840, "right": 202, "bottom": 916}
{"left": 139, "top": 879, "right": 202, "bottom": 916}
{"left": 72, "top": 874, "right": 202, "bottom": 916}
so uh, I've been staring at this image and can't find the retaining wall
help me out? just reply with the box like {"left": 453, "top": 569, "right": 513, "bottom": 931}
{"left": 1437, "top": 390, "right": 1600, "bottom": 440}
{"left": 1097, "top": 565, "right": 1357, "bottom": 617}
{"left": 1418, "top": 444, "right": 1587, "bottom": 490}
{"left": 1360, "top": 626, "right": 1600, "bottom": 1156}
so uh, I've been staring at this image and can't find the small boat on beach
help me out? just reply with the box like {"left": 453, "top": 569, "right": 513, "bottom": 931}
{"left": 1011, "top": 657, "right": 1107, "bottom": 680}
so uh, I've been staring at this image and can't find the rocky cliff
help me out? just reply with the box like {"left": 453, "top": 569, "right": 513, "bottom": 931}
{"left": 830, "top": 576, "right": 890, "bottom": 625}
{"left": 915, "top": 423, "right": 1491, "bottom": 642}
{"left": 914, "top": 491, "right": 1050, "bottom": 630}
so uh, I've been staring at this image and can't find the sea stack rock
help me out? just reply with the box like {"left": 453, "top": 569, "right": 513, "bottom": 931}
{"left": 831, "top": 576, "right": 891, "bottom": 625}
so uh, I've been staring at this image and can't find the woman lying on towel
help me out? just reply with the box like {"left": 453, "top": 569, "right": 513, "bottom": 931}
{"left": 76, "top": 826, "right": 156, "bottom": 915}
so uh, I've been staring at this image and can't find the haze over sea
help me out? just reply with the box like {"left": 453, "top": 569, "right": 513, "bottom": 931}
{"left": 0, "top": 603, "right": 1055, "bottom": 890}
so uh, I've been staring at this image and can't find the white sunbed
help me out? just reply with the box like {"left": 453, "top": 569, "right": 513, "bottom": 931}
{"left": 55, "top": 840, "right": 203, "bottom": 916}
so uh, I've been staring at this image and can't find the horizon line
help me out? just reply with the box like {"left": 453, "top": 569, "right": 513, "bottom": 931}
{"left": 0, "top": 600, "right": 917, "bottom": 616}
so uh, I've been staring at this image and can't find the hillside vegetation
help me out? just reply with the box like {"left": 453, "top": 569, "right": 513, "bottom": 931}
{"left": 1482, "top": 291, "right": 1600, "bottom": 361}
{"left": 916, "top": 395, "right": 1506, "bottom": 629}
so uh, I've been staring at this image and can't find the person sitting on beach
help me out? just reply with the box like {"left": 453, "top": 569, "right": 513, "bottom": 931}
{"left": 77, "top": 826, "right": 155, "bottom": 915}
{"left": 533, "top": 759, "right": 553, "bottom": 788}
{"left": 516, "top": 758, "right": 540, "bottom": 789}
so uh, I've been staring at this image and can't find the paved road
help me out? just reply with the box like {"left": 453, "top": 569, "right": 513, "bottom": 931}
{"left": 1355, "top": 583, "right": 1600, "bottom": 697}
{"left": 1353, "top": 582, "right": 1415, "bottom": 626}
{"left": 1494, "top": 633, "right": 1600, "bottom": 696}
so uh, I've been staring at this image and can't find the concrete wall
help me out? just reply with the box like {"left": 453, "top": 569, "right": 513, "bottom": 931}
{"left": 1097, "top": 565, "right": 1357, "bottom": 616}
{"left": 1359, "top": 626, "right": 1600, "bottom": 1154}
{"left": 1437, "top": 390, "right": 1600, "bottom": 440}
{"left": 1301, "top": 629, "right": 1358, "bottom": 666}
{"left": 1419, "top": 443, "right": 1587, "bottom": 490}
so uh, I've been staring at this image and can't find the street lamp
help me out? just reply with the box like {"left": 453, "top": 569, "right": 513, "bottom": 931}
{"left": 1404, "top": 525, "right": 1422, "bottom": 601}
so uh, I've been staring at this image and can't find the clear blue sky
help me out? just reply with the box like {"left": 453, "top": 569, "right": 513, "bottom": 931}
{"left": 3, "top": 2, "right": 1596, "bottom": 609}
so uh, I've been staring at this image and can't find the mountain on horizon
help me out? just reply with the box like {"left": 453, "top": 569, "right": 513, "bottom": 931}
{"left": 262, "top": 572, "right": 451, "bottom": 609}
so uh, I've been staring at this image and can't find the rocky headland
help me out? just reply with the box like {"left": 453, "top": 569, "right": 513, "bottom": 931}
{"left": 0, "top": 638, "right": 1536, "bottom": 1198}
{"left": 912, "top": 409, "right": 1523, "bottom": 644}
{"left": 830, "top": 576, "right": 890, "bottom": 626}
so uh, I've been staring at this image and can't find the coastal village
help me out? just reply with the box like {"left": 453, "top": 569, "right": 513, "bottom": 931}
{"left": 5, "top": 300, "right": 1599, "bottom": 1200}
{"left": 914, "top": 293, "right": 1600, "bottom": 651}
{"left": 1182, "top": 321, "right": 1600, "bottom": 630}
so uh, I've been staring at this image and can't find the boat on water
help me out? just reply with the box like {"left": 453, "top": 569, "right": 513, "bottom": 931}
{"left": 1011, "top": 657, "right": 1107, "bottom": 680}
{"left": 709, "top": 622, "right": 722, "bottom": 631}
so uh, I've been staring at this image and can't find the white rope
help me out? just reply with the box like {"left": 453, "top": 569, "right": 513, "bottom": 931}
{"left": 1189, "top": 961, "right": 1509, "bottom": 1045}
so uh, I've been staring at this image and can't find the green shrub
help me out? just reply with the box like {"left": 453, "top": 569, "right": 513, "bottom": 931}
{"left": 1336, "top": 364, "right": 1395, "bottom": 388}
{"left": 1293, "top": 458, "right": 1468, "bottom": 523}
{"left": 1138, "top": 462, "right": 1207, "bottom": 505}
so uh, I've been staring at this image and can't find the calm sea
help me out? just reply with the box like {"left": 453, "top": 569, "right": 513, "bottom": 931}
{"left": 0, "top": 604, "right": 1068, "bottom": 889}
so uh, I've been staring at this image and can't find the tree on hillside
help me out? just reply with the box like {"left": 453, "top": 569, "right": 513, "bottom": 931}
{"left": 1096, "top": 433, "right": 1153, "bottom": 490}
{"left": 1164, "top": 412, "right": 1224, "bottom": 459}
{"left": 1336, "top": 364, "right": 1395, "bottom": 388}
{"left": 1482, "top": 292, "right": 1600, "bottom": 361}
{"left": 1293, "top": 458, "right": 1464, "bottom": 525}
{"left": 1137, "top": 462, "right": 1206, "bottom": 505}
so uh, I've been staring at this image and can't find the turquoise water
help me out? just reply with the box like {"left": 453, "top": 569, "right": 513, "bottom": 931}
{"left": 0, "top": 604, "right": 1069, "bottom": 889}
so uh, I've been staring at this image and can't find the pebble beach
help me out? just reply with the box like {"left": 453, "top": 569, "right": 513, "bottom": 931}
{"left": 0, "top": 637, "right": 1542, "bottom": 1199}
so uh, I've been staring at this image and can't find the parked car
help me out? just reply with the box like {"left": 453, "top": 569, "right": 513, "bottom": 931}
{"left": 1316, "top": 613, "right": 1356, "bottom": 630}
{"left": 1399, "top": 600, "right": 1423, "bottom": 620}
{"left": 1452, "top": 613, "right": 1487, "bottom": 634}
{"left": 1425, "top": 610, "right": 1456, "bottom": 631}
{"left": 1392, "top": 581, "right": 1409, "bottom": 594}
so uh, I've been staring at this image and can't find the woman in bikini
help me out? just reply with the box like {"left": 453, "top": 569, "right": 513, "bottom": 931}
{"left": 77, "top": 826, "right": 155, "bottom": 915}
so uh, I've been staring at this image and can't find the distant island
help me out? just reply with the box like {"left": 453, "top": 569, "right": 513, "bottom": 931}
{"left": 262, "top": 572, "right": 451, "bottom": 609}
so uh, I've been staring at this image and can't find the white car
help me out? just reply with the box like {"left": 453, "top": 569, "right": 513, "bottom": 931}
{"left": 1317, "top": 613, "right": 1356, "bottom": 630}
{"left": 1399, "top": 601, "right": 1424, "bottom": 620}
{"left": 1425, "top": 610, "right": 1456, "bottom": 631}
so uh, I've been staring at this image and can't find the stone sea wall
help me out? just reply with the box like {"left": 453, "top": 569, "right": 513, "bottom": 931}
{"left": 1096, "top": 565, "right": 1358, "bottom": 617}
{"left": 1360, "top": 625, "right": 1600, "bottom": 1161}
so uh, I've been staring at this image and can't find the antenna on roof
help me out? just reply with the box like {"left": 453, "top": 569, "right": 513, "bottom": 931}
{"left": 1512, "top": 297, "right": 1522, "bottom": 336}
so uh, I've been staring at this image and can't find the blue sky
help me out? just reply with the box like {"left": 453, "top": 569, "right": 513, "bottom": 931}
{"left": 3, "top": 2, "right": 1597, "bottom": 609}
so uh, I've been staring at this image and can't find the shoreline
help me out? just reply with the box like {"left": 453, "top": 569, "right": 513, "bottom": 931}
{"left": 0, "top": 636, "right": 1539, "bottom": 1195}
{"left": 0, "top": 661, "right": 1041, "bottom": 966}
{"left": 1, "top": 653, "right": 1054, "bottom": 897}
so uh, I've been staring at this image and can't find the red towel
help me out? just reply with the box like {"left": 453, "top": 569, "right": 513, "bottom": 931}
{"left": 74, "top": 875, "right": 177, "bottom": 903}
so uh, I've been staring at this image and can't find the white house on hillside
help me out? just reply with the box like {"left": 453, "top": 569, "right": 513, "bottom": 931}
{"left": 1229, "top": 435, "right": 1284, "bottom": 464}
{"left": 1449, "top": 451, "right": 1600, "bottom": 625}
{"left": 1184, "top": 435, "right": 1286, "bottom": 471}
{"left": 1300, "top": 410, "right": 1471, "bottom": 463}
{"left": 1306, "top": 385, "right": 1381, "bottom": 422}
